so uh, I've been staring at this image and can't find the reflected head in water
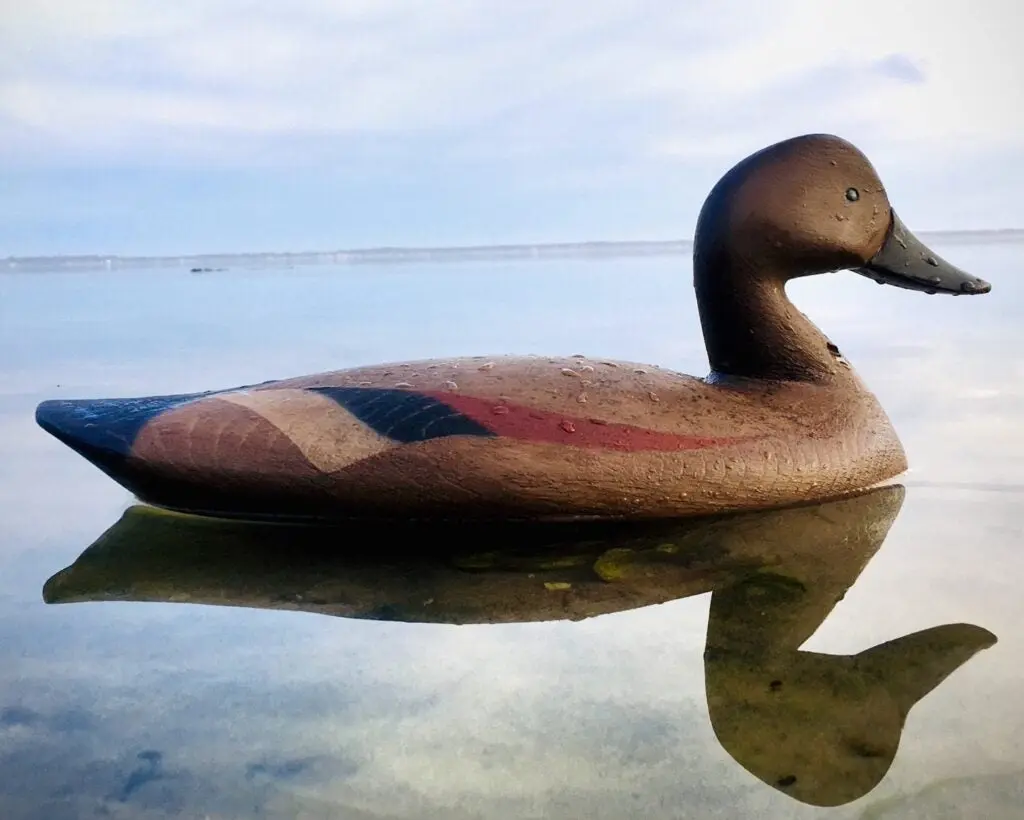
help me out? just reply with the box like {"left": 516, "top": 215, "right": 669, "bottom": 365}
{"left": 44, "top": 484, "right": 995, "bottom": 807}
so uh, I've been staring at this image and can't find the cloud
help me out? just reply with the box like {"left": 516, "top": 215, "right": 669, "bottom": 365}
{"left": 873, "top": 55, "right": 927, "bottom": 85}
{"left": 0, "top": 1, "right": 1021, "bottom": 254}
{"left": 2, "top": 0, "right": 1021, "bottom": 167}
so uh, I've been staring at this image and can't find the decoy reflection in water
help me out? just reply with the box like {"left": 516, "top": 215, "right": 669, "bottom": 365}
{"left": 35, "top": 134, "right": 992, "bottom": 522}
{"left": 44, "top": 484, "right": 996, "bottom": 807}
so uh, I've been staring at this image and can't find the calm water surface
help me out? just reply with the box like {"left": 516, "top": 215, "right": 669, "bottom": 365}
{"left": 1, "top": 244, "right": 1022, "bottom": 818}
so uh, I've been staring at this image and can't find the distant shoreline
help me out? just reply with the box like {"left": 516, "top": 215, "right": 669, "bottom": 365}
{"left": 5, "top": 229, "right": 1023, "bottom": 272}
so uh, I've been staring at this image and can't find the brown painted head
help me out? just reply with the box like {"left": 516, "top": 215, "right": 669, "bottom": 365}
{"left": 694, "top": 133, "right": 992, "bottom": 296}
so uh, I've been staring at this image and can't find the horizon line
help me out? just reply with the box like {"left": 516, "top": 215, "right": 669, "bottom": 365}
{"left": 6, "top": 228, "right": 1023, "bottom": 270}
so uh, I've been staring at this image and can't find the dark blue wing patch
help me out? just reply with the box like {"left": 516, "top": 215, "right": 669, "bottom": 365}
{"left": 311, "top": 387, "right": 495, "bottom": 443}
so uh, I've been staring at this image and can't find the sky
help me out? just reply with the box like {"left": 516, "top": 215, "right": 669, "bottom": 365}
{"left": 1, "top": 0, "right": 1022, "bottom": 256}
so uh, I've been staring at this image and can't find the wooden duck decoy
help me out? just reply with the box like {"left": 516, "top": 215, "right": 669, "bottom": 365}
{"left": 43, "top": 485, "right": 996, "bottom": 807}
{"left": 35, "top": 134, "right": 992, "bottom": 521}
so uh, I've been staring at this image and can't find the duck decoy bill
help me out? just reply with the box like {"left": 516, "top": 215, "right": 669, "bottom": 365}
{"left": 855, "top": 211, "right": 992, "bottom": 295}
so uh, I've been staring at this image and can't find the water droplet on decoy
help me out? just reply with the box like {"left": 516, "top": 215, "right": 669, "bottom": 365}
{"left": 492, "top": 405, "right": 509, "bottom": 415}
{"left": 845, "top": 187, "right": 859, "bottom": 202}
{"left": 443, "top": 380, "right": 458, "bottom": 390}
{"left": 478, "top": 362, "right": 495, "bottom": 371}
{"left": 579, "top": 364, "right": 595, "bottom": 373}
{"left": 358, "top": 380, "right": 373, "bottom": 386}
{"left": 925, "top": 256, "right": 939, "bottom": 266}
{"left": 601, "top": 361, "right": 619, "bottom": 368}
{"left": 829, "top": 160, "right": 837, "bottom": 166}
{"left": 394, "top": 382, "right": 413, "bottom": 388}
{"left": 589, "top": 417, "right": 608, "bottom": 425}
{"left": 561, "top": 368, "right": 580, "bottom": 377}
{"left": 559, "top": 420, "right": 576, "bottom": 433}
{"left": 895, "top": 235, "right": 907, "bottom": 249}
{"left": 572, "top": 353, "right": 586, "bottom": 359}
{"left": 648, "top": 391, "right": 660, "bottom": 402}
{"left": 576, "top": 393, "right": 588, "bottom": 404}
{"left": 634, "top": 368, "right": 648, "bottom": 374}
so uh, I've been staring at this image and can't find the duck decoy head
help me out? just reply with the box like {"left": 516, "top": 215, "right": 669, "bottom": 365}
{"left": 696, "top": 134, "right": 991, "bottom": 296}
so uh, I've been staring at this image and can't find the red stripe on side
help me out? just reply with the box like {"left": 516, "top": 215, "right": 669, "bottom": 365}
{"left": 422, "top": 392, "right": 754, "bottom": 452}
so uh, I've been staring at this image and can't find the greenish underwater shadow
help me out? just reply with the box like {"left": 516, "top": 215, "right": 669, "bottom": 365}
{"left": 42, "top": 485, "right": 996, "bottom": 808}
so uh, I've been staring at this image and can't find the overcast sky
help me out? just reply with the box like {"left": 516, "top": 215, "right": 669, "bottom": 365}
{"left": 2, "top": 0, "right": 1022, "bottom": 256}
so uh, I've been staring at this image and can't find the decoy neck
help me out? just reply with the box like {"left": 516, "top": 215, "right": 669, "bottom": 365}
{"left": 692, "top": 134, "right": 991, "bottom": 384}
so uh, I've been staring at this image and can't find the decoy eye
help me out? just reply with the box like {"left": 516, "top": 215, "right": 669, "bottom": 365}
{"left": 845, "top": 187, "right": 860, "bottom": 202}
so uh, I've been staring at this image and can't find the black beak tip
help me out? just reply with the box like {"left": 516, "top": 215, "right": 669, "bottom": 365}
{"left": 960, "top": 277, "right": 992, "bottom": 295}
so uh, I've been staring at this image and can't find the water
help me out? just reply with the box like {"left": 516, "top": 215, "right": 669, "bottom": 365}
{"left": 1, "top": 245, "right": 1023, "bottom": 818}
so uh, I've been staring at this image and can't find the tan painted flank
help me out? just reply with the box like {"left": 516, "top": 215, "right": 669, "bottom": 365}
{"left": 218, "top": 388, "right": 392, "bottom": 472}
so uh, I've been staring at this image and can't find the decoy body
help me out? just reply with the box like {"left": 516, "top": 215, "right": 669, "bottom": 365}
{"left": 36, "top": 134, "right": 991, "bottom": 521}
